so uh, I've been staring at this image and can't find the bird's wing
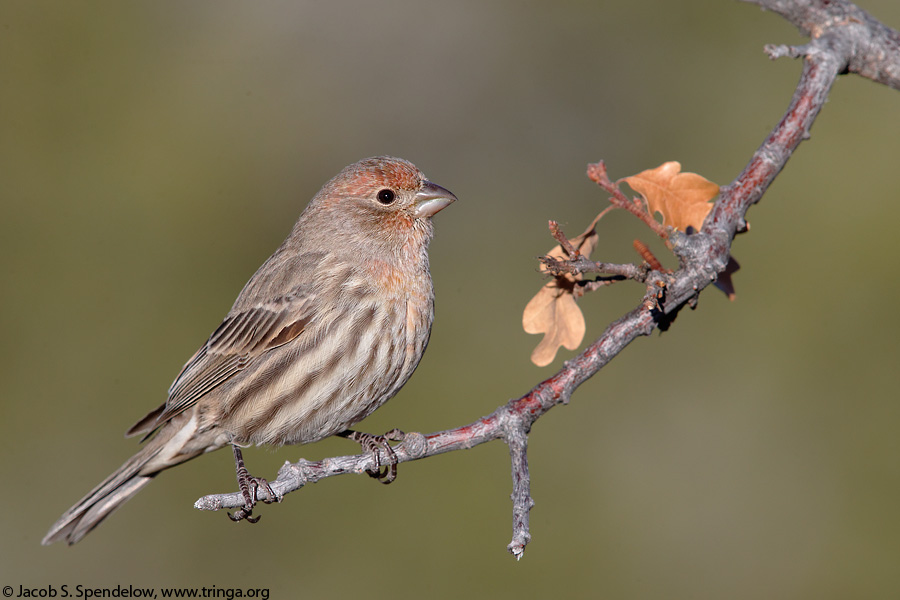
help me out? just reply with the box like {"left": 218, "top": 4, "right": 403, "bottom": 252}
{"left": 126, "top": 290, "right": 315, "bottom": 436}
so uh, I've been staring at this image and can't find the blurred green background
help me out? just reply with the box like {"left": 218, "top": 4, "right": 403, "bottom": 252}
{"left": 3, "top": 1, "right": 900, "bottom": 598}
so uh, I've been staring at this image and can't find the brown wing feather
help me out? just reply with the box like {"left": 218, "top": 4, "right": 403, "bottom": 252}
{"left": 132, "top": 292, "right": 315, "bottom": 433}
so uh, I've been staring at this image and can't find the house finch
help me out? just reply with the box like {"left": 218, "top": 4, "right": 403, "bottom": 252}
{"left": 43, "top": 156, "right": 455, "bottom": 545}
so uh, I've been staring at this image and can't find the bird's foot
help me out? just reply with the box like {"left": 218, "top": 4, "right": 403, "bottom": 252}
{"left": 228, "top": 444, "right": 277, "bottom": 523}
{"left": 339, "top": 428, "right": 406, "bottom": 484}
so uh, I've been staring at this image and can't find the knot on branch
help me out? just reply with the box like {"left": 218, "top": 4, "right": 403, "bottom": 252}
{"left": 399, "top": 431, "right": 428, "bottom": 459}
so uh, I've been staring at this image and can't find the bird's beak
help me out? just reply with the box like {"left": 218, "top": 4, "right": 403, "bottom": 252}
{"left": 414, "top": 181, "right": 457, "bottom": 218}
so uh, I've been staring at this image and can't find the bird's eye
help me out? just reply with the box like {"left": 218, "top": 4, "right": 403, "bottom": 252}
{"left": 376, "top": 189, "right": 396, "bottom": 205}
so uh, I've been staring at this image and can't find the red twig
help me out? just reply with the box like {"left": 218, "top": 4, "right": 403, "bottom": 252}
{"left": 632, "top": 239, "right": 666, "bottom": 272}
{"left": 548, "top": 220, "right": 579, "bottom": 257}
{"left": 586, "top": 162, "right": 669, "bottom": 238}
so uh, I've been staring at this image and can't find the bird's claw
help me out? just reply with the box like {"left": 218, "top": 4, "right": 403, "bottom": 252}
{"left": 228, "top": 507, "right": 261, "bottom": 523}
{"left": 339, "top": 428, "right": 405, "bottom": 484}
{"left": 229, "top": 444, "right": 277, "bottom": 524}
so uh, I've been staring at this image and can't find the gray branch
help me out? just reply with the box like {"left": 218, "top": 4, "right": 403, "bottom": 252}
{"left": 195, "top": 0, "right": 899, "bottom": 558}
{"left": 743, "top": 0, "right": 900, "bottom": 90}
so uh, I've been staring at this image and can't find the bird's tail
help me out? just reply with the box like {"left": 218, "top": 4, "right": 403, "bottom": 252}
{"left": 42, "top": 413, "right": 217, "bottom": 546}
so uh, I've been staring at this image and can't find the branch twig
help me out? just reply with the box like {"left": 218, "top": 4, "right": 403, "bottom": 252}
{"left": 586, "top": 162, "right": 670, "bottom": 239}
{"left": 743, "top": 0, "right": 900, "bottom": 90}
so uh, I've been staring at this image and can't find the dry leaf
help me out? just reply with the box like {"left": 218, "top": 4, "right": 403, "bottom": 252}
{"left": 523, "top": 216, "right": 602, "bottom": 366}
{"left": 624, "top": 162, "right": 737, "bottom": 298}
{"left": 622, "top": 162, "right": 719, "bottom": 232}
{"left": 523, "top": 284, "right": 585, "bottom": 367}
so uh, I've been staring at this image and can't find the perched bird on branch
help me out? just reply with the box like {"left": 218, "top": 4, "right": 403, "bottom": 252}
{"left": 43, "top": 156, "right": 456, "bottom": 545}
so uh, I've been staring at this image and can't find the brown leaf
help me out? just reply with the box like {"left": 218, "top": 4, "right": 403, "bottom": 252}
{"left": 524, "top": 216, "right": 602, "bottom": 366}
{"left": 523, "top": 283, "right": 585, "bottom": 367}
{"left": 621, "top": 162, "right": 719, "bottom": 232}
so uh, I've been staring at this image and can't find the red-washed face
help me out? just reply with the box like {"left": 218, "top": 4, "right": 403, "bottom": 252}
{"left": 308, "top": 156, "right": 454, "bottom": 256}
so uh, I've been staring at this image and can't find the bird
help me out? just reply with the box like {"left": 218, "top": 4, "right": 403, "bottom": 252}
{"left": 42, "top": 156, "right": 456, "bottom": 545}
